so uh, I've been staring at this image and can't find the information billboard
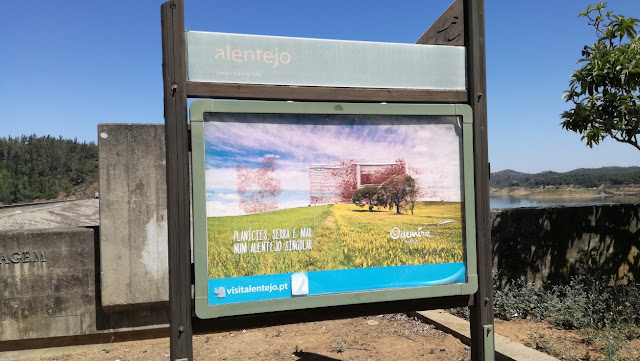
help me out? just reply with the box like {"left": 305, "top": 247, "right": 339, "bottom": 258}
{"left": 191, "top": 100, "right": 477, "bottom": 319}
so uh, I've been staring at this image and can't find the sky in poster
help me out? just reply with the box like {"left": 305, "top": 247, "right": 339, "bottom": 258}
{"left": 1, "top": 0, "right": 640, "bottom": 173}
{"left": 204, "top": 115, "right": 462, "bottom": 217}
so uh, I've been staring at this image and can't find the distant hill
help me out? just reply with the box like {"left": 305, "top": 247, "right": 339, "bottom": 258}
{"left": 0, "top": 135, "right": 98, "bottom": 205}
{"left": 490, "top": 166, "right": 640, "bottom": 188}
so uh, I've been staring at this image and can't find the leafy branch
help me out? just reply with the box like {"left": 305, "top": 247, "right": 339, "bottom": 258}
{"left": 561, "top": 2, "right": 640, "bottom": 151}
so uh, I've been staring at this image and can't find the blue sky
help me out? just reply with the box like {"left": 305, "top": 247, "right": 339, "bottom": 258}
{"left": 1, "top": 0, "right": 639, "bottom": 173}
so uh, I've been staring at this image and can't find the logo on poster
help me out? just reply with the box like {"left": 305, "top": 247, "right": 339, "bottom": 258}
{"left": 389, "top": 227, "right": 433, "bottom": 243}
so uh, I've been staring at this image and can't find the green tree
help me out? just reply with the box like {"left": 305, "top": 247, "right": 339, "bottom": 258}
{"left": 377, "top": 174, "right": 417, "bottom": 214}
{"left": 352, "top": 185, "right": 380, "bottom": 211}
{"left": 0, "top": 135, "right": 98, "bottom": 204}
{"left": 0, "top": 169, "right": 13, "bottom": 204}
{"left": 561, "top": 2, "right": 640, "bottom": 151}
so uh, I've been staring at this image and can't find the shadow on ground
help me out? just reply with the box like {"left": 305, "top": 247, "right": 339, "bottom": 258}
{"left": 294, "top": 351, "right": 342, "bottom": 361}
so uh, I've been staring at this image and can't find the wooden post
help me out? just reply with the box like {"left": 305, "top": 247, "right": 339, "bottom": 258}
{"left": 418, "top": 1, "right": 494, "bottom": 358}
{"left": 161, "top": 0, "right": 193, "bottom": 360}
{"left": 463, "top": 0, "right": 495, "bottom": 360}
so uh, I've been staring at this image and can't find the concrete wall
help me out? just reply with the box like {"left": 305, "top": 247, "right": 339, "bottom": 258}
{"left": 98, "top": 124, "right": 168, "bottom": 309}
{"left": 0, "top": 228, "right": 94, "bottom": 341}
{"left": 0, "top": 227, "right": 168, "bottom": 345}
{"left": 491, "top": 204, "right": 640, "bottom": 287}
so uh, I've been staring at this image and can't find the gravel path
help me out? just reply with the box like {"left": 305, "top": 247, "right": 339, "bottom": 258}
{"left": 0, "top": 199, "right": 99, "bottom": 231}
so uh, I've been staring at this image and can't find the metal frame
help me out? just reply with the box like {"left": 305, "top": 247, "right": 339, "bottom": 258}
{"left": 190, "top": 100, "right": 477, "bottom": 319}
{"left": 161, "top": 0, "right": 493, "bottom": 359}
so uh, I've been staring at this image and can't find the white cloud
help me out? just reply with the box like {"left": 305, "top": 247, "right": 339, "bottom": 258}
{"left": 207, "top": 200, "right": 243, "bottom": 217}
{"left": 206, "top": 168, "right": 236, "bottom": 190}
{"left": 275, "top": 169, "right": 310, "bottom": 191}
{"left": 206, "top": 167, "right": 310, "bottom": 192}
{"left": 215, "top": 193, "right": 239, "bottom": 200}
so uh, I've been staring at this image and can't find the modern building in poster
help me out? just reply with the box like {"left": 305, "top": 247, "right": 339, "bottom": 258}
{"left": 309, "top": 161, "right": 409, "bottom": 205}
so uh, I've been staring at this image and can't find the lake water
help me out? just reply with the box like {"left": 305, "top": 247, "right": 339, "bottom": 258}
{"left": 490, "top": 196, "right": 640, "bottom": 209}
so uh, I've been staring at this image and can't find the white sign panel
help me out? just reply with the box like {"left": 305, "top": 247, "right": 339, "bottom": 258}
{"left": 186, "top": 31, "right": 465, "bottom": 90}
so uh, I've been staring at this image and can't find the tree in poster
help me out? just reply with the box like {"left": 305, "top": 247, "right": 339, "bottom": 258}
{"left": 407, "top": 182, "right": 418, "bottom": 215}
{"left": 377, "top": 174, "right": 417, "bottom": 214}
{"left": 561, "top": 2, "right": 640, "bottom": 151}
{"left": 352, "top": 185, "right": 380, "bottom": 211}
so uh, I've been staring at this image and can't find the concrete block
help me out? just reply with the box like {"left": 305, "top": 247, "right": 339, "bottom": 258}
{"left": 0, "top": 228, "right": 96, "bottom": 340}
{"left": 0, "top": 227, "right": 169, "bottom": 343}
{"left": 0, "top": 275, "right": 19, "bottom": 299}
{"left": 0, "top": 320, "right": 20, "bottom": 340}
{"left": 98, "top": 124, "right": 169, "bottom": 308}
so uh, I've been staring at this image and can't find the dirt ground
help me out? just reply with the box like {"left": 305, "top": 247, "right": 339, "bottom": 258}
{"left": 494, "top": 318, "right": 640, "bottom": 361}
{"left": 14, "top": 314, "right": 471, "bottom": 361}
{"left": 13, "top": 313, "right": 640, "bottom": 361}
{"left": 8, "top": 309, "right": 640, "bottom": 361}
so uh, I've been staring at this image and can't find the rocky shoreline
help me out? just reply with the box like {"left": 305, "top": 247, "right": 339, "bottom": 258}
{"left": 490, "top": 185, "right": 640, "bottom": 200}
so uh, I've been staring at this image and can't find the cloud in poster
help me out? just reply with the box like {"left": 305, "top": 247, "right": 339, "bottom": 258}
{"left": 206, "top": 168, "right": 310, "bottom": 191}
{"left": 204, "top": 115, "right": 462, "bottom": 216}
{"left": 214, "top": 192, "right": 239, "bottom": 201}
{"left": 206, "top": 200, "right": 242, "bottom": 218}
{"left": 205, "top": 119, "right": 459, "bottom": 166}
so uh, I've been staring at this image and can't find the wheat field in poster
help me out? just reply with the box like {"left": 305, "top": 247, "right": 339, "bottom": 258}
{"left": 203, "top": 113, "right": 466, "bottom": 304}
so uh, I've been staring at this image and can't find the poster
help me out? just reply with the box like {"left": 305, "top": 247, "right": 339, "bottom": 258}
{"left": 202, "top": 112, "right": 467, "bottom": 306}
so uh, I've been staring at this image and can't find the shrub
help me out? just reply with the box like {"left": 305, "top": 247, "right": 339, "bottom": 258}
{"left": 492, "top": 274, "right": 640, "bottom": 331}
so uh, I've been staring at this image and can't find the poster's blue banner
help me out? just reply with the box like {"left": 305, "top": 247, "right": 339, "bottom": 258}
{"left": 209, "top": 263, "right": 466, "bottom": 305}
